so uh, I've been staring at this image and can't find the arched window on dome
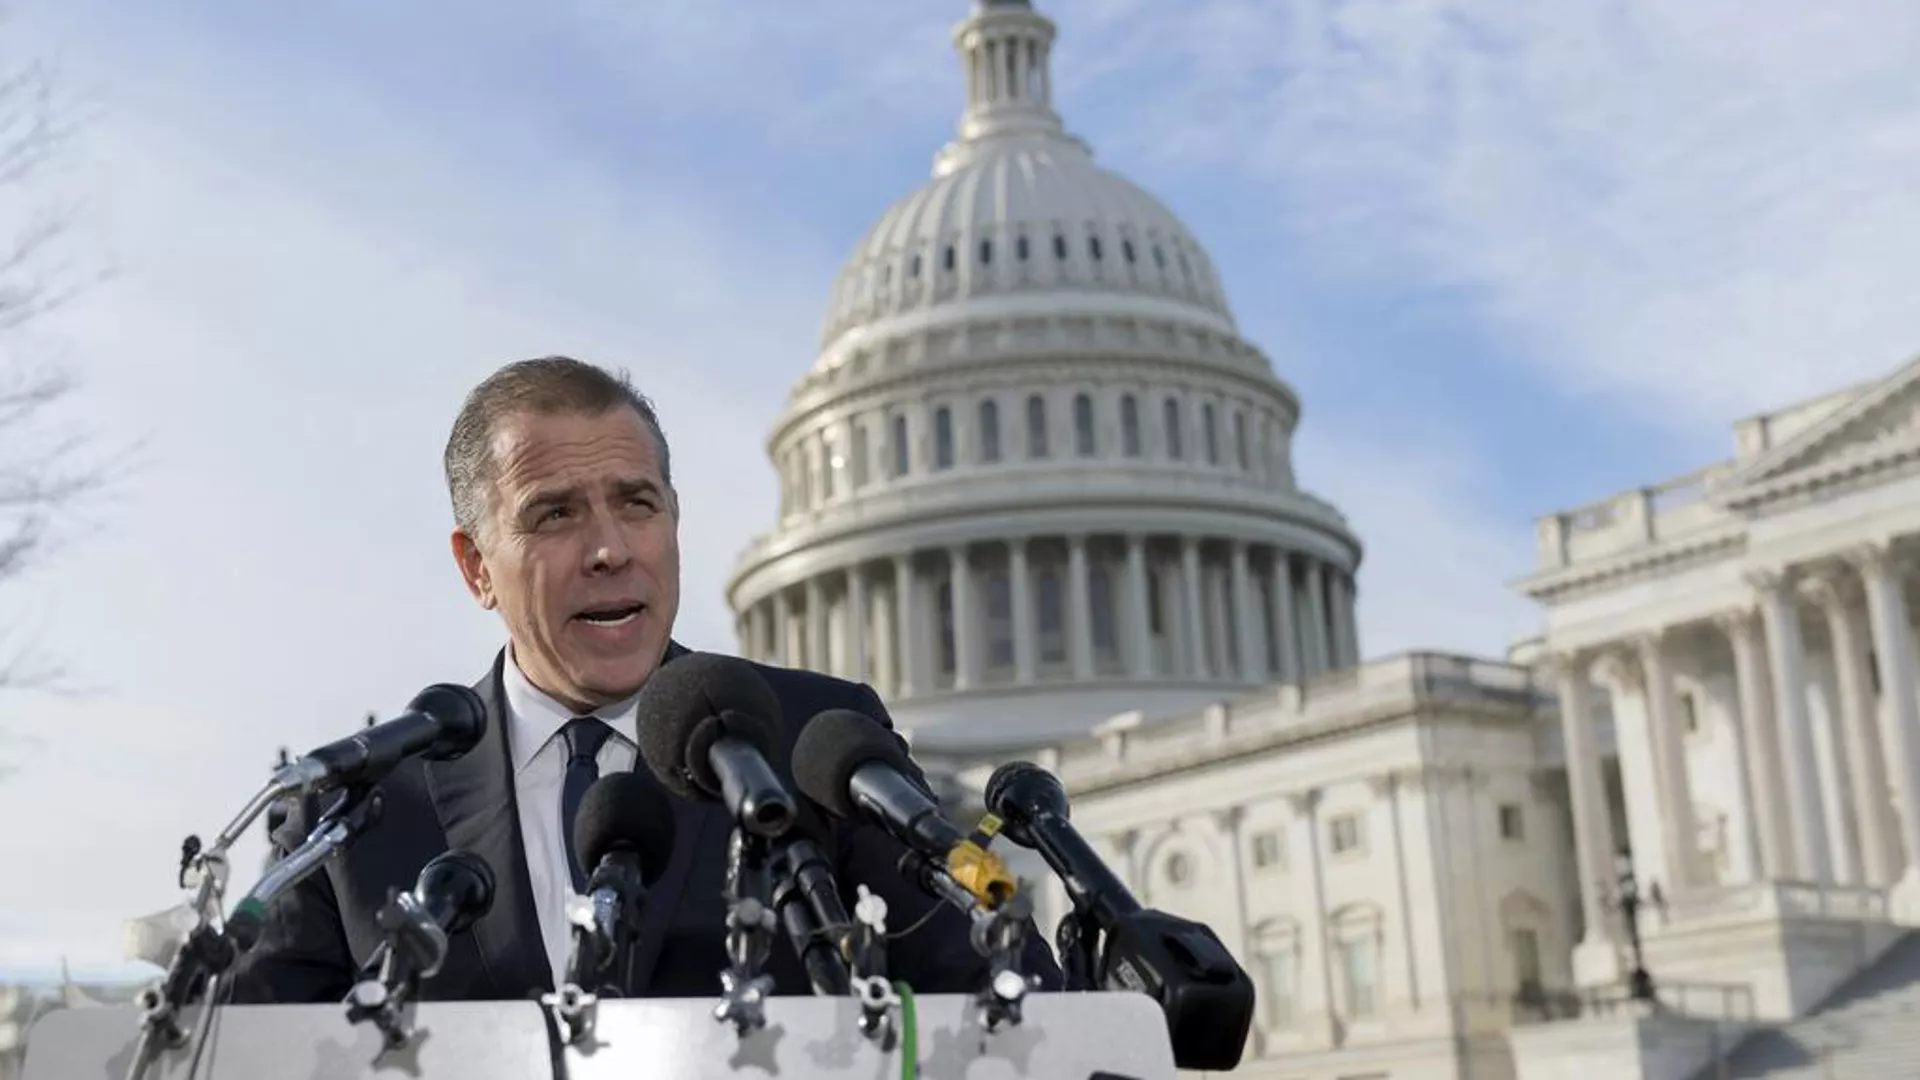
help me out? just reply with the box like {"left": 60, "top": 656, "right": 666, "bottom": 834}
{"left": 1203, "top": 404, "right": 1219, "bottom": 465}
{"left": 1027, "top": 394, "right": 1049, "bottom": 459}
{"left": 1153, "top": 244, "right": 1167, "bottom": 269}
{"left": 891, "top": 413, "right": 910, "bottom": 478}
{"left": 1073, "top": 393, "right": 1095, "bottom": 457}
{"left": 943, "top": 244, "right": 956, "bottom": 272}
{"left": 1016, "top": 235, "right": 1030, "bottom": 262}
{"left": 1088, "top": 235, "right": 1104, "bottom": 262}
{"left": 1234, "top": 411, "right": 1249, "bottom": 471}
{"left": 909, "top": 253, "right": 923, "bottom": 279}
{"left": 979, "top": 239, "right": 993, "bottom": 265}
{"left": 1120, "top": 394, "right": 1141, "bottom": 457}
{"left": 1122, "top": 239, "right": 1137, "bottom": 265}
{"left": 1053, "top": 234, "right": 1068, "bottom": 261}
{"left": 1163, "top": 398, "right": 1184, "bottom": 460}
{"left": 851, "top": 423, "right": 870, "bottom": 489}
{"left": 979, "top": 399, "right": 1002, "bottom": 463}
{"left": 934, "top": 406, "right": 955, "bottom": 471}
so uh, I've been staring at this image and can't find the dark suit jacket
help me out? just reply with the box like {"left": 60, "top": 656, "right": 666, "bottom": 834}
{"left": 227, "top": 643, "right": 1061, "bottom": 1004}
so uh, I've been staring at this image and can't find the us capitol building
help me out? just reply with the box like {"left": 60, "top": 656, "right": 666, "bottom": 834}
{"left": 724, "top": 1, "right": 1920, "bottom": 1078}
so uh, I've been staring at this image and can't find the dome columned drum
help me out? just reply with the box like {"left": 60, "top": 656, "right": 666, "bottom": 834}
{"left": 725, "top": 0, "right": 1362, "bottom": 758}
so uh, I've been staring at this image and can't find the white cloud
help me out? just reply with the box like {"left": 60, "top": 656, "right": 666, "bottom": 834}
{"left": 1044, "top": 0, "right": 1920, "bottom": 429}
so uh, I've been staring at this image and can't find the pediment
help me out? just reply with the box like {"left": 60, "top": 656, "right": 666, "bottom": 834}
{"left": 1714, "top": 354, "right": 1920, "bottom": 504}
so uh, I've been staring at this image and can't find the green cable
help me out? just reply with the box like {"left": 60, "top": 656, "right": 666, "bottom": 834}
{"left": 893, "top": 980, "right": 917, "bottom": 1080}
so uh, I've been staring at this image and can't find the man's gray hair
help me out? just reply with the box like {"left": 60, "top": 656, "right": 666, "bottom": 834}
{"left": 443, "top": 356, "right": 672, "bottom": 537}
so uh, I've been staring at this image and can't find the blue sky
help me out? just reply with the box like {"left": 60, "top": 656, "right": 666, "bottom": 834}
{"left": 4, "top": 0, "right": 1920, "bottom": 979}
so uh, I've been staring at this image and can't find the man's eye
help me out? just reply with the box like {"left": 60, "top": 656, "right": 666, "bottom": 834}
{"left": 540, "top": 506, "right": 571, "bottom": 523}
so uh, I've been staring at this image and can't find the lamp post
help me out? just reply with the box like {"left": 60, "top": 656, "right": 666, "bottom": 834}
{"left": 1608, "top": 850, "right": 1659, "bottom": 1002}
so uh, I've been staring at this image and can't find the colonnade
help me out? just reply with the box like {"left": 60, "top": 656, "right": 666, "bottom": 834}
{"left": 1554, "top": 539, "right": 1920, "bottom": 954}
{"left": 734, "top": 531, "right": 1361, "bottom": 697}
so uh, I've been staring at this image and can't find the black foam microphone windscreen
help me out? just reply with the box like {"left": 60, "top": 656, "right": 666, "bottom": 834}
{"left": 633, "top": 652, "right": 784, "bottom": 803}
{"left": 572, "top": 773, "right": 678, "bottom": 886}
{"left": 789, "top": 708, "right": 912, "bottom": 821}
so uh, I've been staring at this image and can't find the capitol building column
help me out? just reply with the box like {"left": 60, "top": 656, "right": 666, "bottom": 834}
{"left": 892, "top": 554, "right": 921, "bottom": 698}
{"left": 1635, "top": 631, "right": 1700, "bottom": 890}
{"left": 1752, "top": 568, "right": 1834, "bottom": 883}
{"left": 1329, "top": 571, "right": 1356, "bottom": 669}
{"left": 846, "top": 563, "right": 870, "bottom": 684}
{"left": 1554, "top": 650, "right": 1623, "bottom": 985}
{"left": 1302, "top": 561, "right": 1329, "bottom": 678}
{"left": 1180, "top": 537, "right": 1206, "bottom": 678}
{"left": 1067, "top": 535, "right": 1094, "bottom": 680}
{"left": 772, "top": 589, "right": 793, "bottom": 667}
{"left": 1720, "top": 608, "right": 1790, "bottom": 878}
{"left": 1849, "top": 540, "right": 1920, "bottom": 911}
{"left": 1011, "top": 537, "right": 1037, "bottom": 684}
{"left": 1269, "top": 550, "right": 1300, "bottom": 683}
{"left": 1230, "top": 540, "right": 1261, "bottom": 682}
{"left": 1124, "top": 534, "right": 1153, "bottom": 679}
{"left": 806, "top": 577, "right": 827, "bottom": 672}
{"left": 1804, "top": 572, "right": 1894, "bottom": 886}
{"left": 949, "top": 544, "right": 979, "bottom": 691}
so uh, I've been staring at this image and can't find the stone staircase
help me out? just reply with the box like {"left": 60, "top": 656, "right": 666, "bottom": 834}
{"left": 1696, "top": 931, "right": 1920, "bottom": 1079}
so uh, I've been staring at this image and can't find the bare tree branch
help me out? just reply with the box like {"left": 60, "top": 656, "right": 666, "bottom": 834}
{"left": 0, "top": 15, "right": 130, "bottom": 711}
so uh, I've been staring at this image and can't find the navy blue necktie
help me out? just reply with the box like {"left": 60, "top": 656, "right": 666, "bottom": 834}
{"left": 560, "top": 716, "right": 614, "bottom": 893}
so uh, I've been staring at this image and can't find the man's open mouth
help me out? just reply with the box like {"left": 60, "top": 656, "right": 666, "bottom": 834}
{"left": 575, "top": 602, "right": 645, "bottom": 627}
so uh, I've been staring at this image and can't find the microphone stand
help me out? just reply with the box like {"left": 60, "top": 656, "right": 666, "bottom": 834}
{"left": 344, "top": 884, "right": 449, "bottom": 1051}
{"left": 713, "top": 827, "right": 779, "bottom": 1036}
{"left": 545, "top": 857, "right": 648, "bottom": 1046}
{"left": 124, "top": 785, "right": 386, "bottom": 1080}
{"left": 895, "top": 850, "right": 1036, "bottom": 1033}
{"left": 768, "top": 837, "right": 852, "bottom": 996}
{"left": 846, "top": 885, "right": 898, "bottom": 1050}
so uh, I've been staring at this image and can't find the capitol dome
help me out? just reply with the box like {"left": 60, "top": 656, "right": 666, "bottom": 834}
{"left": 726, "top": 0, "right": 1363, "bottom": 764}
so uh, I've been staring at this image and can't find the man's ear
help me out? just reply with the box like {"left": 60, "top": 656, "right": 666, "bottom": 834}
{"left": 451, "top": 527, "right": 496, "bottom": 610}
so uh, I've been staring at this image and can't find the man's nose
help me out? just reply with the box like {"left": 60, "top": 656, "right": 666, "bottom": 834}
{"left": 584, "top": 511, "right": 635, "bottom": 574}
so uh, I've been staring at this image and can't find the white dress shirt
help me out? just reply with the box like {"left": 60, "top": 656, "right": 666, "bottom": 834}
{"left": 501, "top": 646, "right": 641, "bottom": 990}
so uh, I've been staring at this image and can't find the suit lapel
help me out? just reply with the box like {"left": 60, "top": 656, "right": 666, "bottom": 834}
{"left": 425, "top": 650, "right": 552, "bottom": 996}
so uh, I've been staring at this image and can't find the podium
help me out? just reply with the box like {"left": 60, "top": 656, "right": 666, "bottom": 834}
{"left": 24, "top": 992, "right": 1178, "bottom": 1079}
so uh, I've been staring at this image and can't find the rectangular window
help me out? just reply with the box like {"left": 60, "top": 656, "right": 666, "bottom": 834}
{"left": 1499, "top": 803, "right": 1524, "bottom": 841}
{"left": 851, "top": 424, "right": 870, "bottom": 488}
{"left": 1250, "top": 829, "right": 1284, "bottom": 869}
{"left": 1329, "top": 813, "right": 1363, "bottom": 855}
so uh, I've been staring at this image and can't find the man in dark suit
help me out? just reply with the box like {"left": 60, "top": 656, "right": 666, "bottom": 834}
{"left": 229, "top": 356, "right": 1060, "bottom": 1004}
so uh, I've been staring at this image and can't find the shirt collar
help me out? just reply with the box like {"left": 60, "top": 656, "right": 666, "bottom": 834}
{"left": 502, "top": 643, "right": 641, "bottom": 775}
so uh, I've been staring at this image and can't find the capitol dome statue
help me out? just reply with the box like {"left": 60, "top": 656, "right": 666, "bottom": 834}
{"left": 725, "top": 0, "right": 1363, "bottom": 770}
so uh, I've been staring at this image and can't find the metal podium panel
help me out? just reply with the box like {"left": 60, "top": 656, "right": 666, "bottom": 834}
{"left": 24, "top": 1001, "right": 556, "bottom": 1080}
{"left": 568, "top": 992, "right": 1176, "bottom": 1080}
{"left": 26, "top": 993, "right": 1175, "bottom": 1079}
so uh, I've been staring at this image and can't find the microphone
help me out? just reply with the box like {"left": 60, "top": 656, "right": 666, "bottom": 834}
{"left": 346, "top": 849, "right": 496, "bottom": 1048}
{"left": 565, "top": 772, "right": 677, "bottom": 996}
{"left": 985, "top": 761, "right": 1255, "bottom": 1072}
{"left": 274, "top": 684, "right": 487, "bottom": 797}
{"left": 791, "top": 709, "right": 1014, "bottom": 908}
{"left": 634, "top": 652, "right": 797, "bottom": 837}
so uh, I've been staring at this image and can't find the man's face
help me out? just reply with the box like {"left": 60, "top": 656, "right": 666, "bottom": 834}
{"left": 452, "top": 406, "right": 681, "bottom": 712}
